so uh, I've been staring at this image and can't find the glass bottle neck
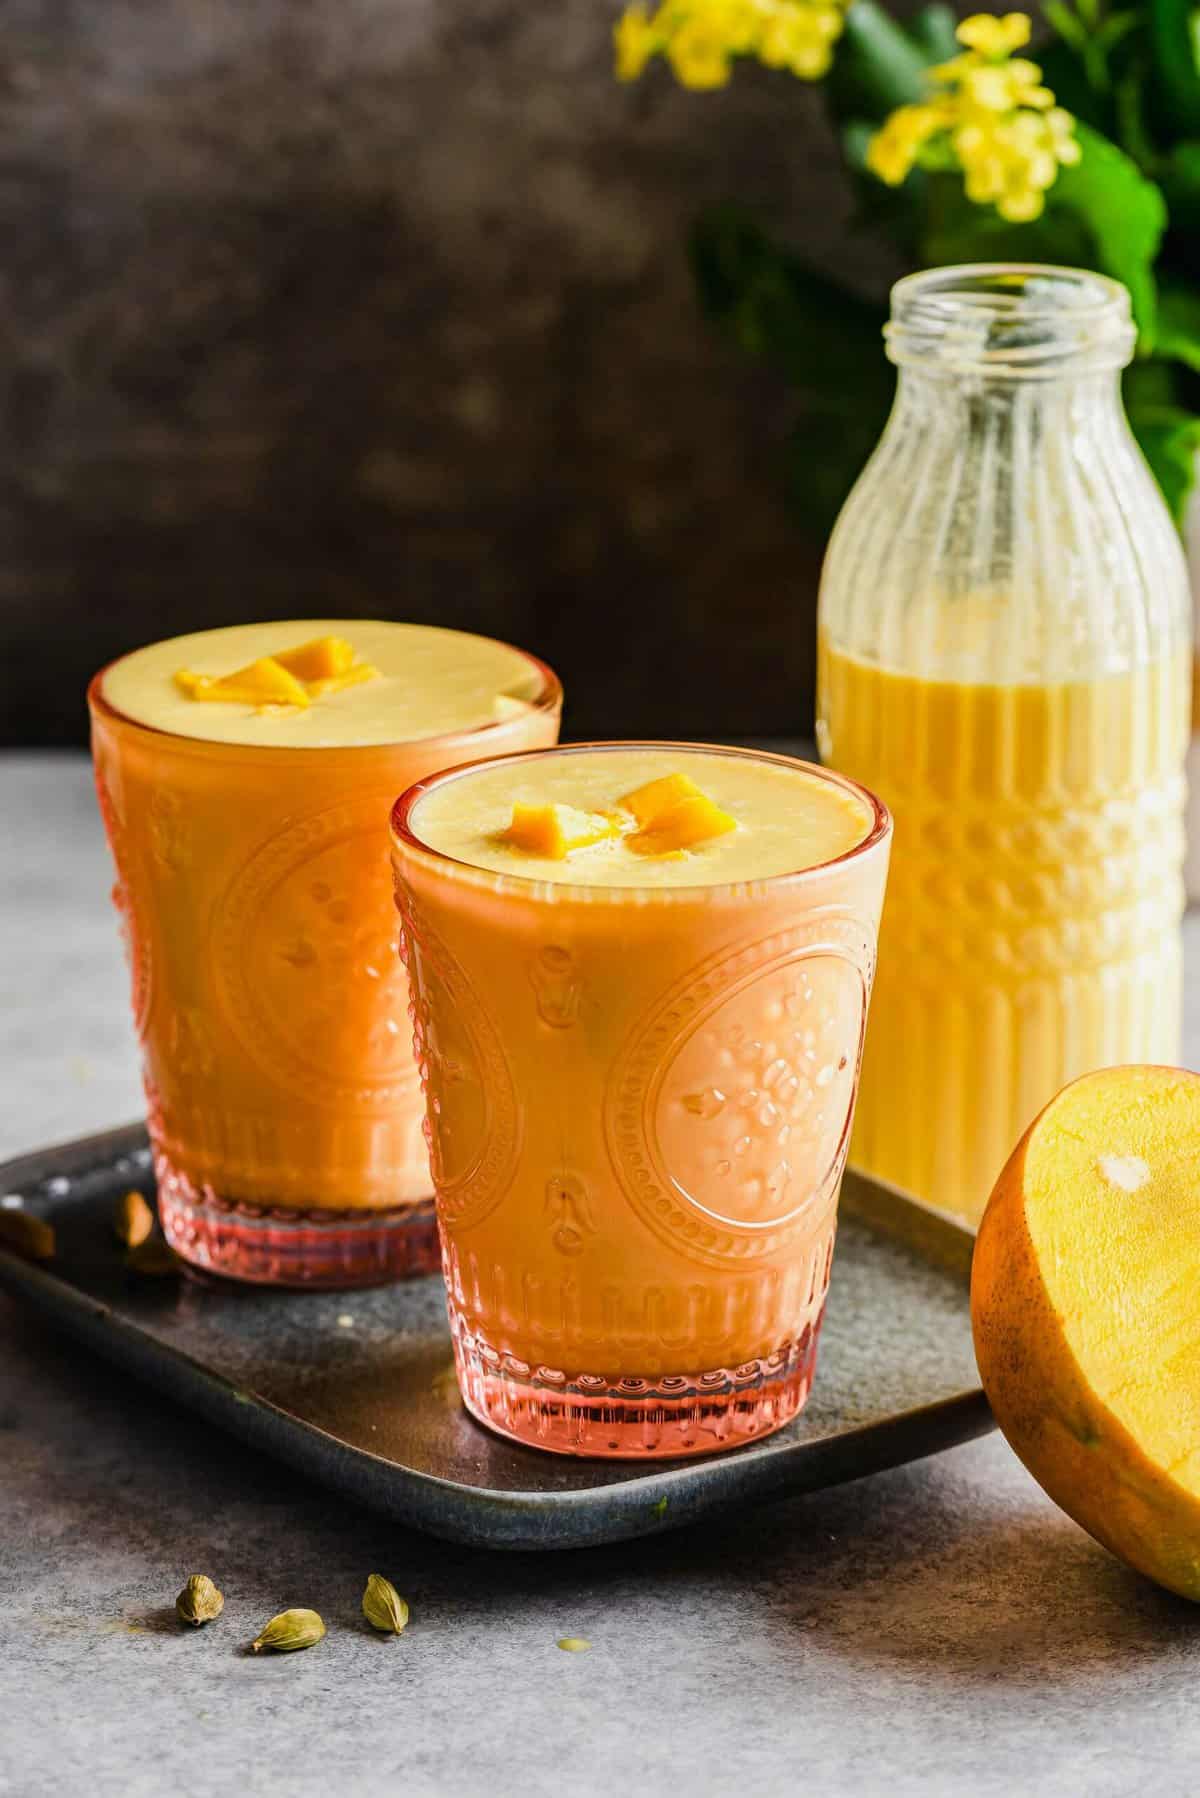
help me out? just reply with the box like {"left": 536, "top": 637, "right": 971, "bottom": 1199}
{"left": 891, "top": 362, "right": 1127, "bottom": 417}
{"left": 886, "top": 264, "right": 1136, "bottom": 381}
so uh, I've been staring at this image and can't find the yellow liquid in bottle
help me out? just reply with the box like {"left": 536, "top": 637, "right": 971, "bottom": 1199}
{"left": 818, "top": 635, "right": 1190, "bottom": 1222}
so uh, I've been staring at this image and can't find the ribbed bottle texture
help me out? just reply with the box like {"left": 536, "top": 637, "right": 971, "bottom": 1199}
{"left": 819, "top": 642, "right": 1188, "bottom": 1217}
{"left": 818, "top": 266, "right": 1191, "bottom": 1222}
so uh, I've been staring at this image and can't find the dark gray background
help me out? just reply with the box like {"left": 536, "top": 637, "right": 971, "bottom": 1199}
{"left": 1, "top": 0, "right": 891, "bottom": 746}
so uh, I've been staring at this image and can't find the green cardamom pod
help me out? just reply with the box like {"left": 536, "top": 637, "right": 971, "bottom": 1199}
{"left": 0, "top": 1209, "right": 55, "bottom": 1262}
{"left": 251, "top": 1608, "right": 326, "bottom": 1653}
{"left": 362, "top": 1574, "right": 409, "bottom": 1635}
{"left": 557, "top": 1637, "right": 592, "bottom": 1652}
{"left": 176, "top": 1574, "right": 224, "bottom": 1627}
{"left": 114, "top": 1188, "right": 155, "bottom": 1249}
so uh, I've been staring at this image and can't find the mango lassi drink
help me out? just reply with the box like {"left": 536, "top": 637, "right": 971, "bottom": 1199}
{"left": 391, "top": 744, "right": 890, "bottom": 1457}
{"left": 818, "top": 637, "right": 1190, "bottom": 1222}
{"left": 89, "top": 620, "right": 561, "bottom": 1286}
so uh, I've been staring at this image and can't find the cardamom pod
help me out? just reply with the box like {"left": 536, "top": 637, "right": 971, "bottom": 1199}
{"left": 557, "top": 1637, "right": 592, "bottom": 1652}
{"left": 126, "top": 1235, "right": 182, "bottom": 1277}
{"left": 176, "top": 1574, "right": 224, "bottom": 1627}
{"left": 362, "top": 1574, "right": 409, "bottom": 1635}
{"left": 114, "top": 1188, "right": 155, "bottom": 1249}
{"left": 0, "top": 1209, "right": 55, "bottom": 1262}
{"left": 251, "top": 1608, "right": 326, "bottom": 1653}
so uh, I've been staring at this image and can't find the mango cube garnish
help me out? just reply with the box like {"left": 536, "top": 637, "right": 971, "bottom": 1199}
{"left": 620, "top": 772, "right": 737, "bottom": 855}
{"left": 629, "top": 796, "right": 737, "bottom": 855}
{"left": 274, "top": 636, "right": 356, "bottom": 682}
{"left": 174, "top": 636, "right": 379, "bottom": 710}
{"left": 175, "top": 657, "right": 311, "bottom": 709}
{"left": 502, "top": 802, "right": 620, "bottom": 860}
{"left": 619, "top": 772, "right": 705, "bottom": 828}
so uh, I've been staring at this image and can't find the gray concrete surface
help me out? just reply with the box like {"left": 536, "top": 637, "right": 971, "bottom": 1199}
{"left": 4, "top": 751, "right": 1200, "bottom": 1798}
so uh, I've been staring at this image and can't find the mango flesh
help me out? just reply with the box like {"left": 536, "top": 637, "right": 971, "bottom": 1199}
{"left": 628, "top": 793, "right": 737, "bottom": 855}
{"left": 274, "top": 636, "right": 356, "bottom": 681}
{"left": 175, "top": 657, "right": 310, "bottom": 708}
{"left": 620, "top": 772, "right": 704, "bottom": 828}
{"left": 498, "top": 771, "right": 738, "bottom": 863}
{"left": 174, "top": 636, "right": 379, "bottom": 709}
{"left": 501, "top": 802, "right": 619, "bottom": 860}
{"left": 972, "top": 1065, "right": 1200, "bottom": 1600}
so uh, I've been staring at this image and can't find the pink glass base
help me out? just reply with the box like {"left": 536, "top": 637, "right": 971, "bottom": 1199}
{"left": 449, "top": 1304, "right": 824, "bottom": 1459}
{"left": 156, "top": 1153, "right": 441, "bottom": 1288}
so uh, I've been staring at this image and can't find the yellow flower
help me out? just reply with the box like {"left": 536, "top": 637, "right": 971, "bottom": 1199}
{"left": 956, "top": 12, "right": 1031, "bottom": 56}
{"left": 759, "top": 3, "right": 845, "bottom": 78}
{"left": 615, "top": 6, "right": 659, "bottom": 82}
{"left": 667, "top": 15, "right": 734, "bottom": 87}
{"left": 867, "top": 11, "right": 1079, "bottom": 220}
{"left": 1048, "top": 107, "right": 1082, "bottom": 164}
{"left": 612, "top": 0, "right": 851, "bottom": 88}
{"left": 866, "top": 102, "right": 947, "bottom": 185}
{"left": 712, "top": 0, "right": 763, "bottom": 54}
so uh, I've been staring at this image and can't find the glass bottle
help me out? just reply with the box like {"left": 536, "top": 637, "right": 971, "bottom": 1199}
{"left": 817, "top": 264, "right": 1191, "bottom": 1223}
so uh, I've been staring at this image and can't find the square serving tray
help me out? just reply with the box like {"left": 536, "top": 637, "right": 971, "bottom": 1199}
{"left": 0, "top": 1123, "right": 991, "bottom": 1550}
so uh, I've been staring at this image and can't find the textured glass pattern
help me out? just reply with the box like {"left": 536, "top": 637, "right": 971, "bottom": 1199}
{"left": 818, "top": 265, "right": 1191, "bottom": 1222}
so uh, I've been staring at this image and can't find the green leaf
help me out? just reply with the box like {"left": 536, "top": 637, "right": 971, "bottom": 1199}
{"left": 1114, "top": 65, "right": 1160, "bottom": 168}
{"left": 919, "top": 172, "right": 1094, "bottom": 274}
{"left": 1044, "top": 0, "right": 1091, "bottom": 53}
{"left": 1125, "top": 357, "right": 1178, "bottom": 408}
{"left": 1153, "top": 281, "right": 1200, "bottom": 369}
{"left": 1148, "top": 0, "right": 1200, "bottom": 136}
{"left": 689, "top": 206, "right": 893, "bottom": 532}
{"left": 1159, "top": 140, "right": 1200, "bottom": 233}
{"left": 1124, "top": 358, "right": 1200, "bottom": 522}
{"left": 1051, "top": 124, "right": 1166, "bottom": 332}
{"left": 824, "top": 0, "right": 935, "bottom": 124}
{"left": 1035, "top": 38, "right": 1117, "bottom": 136}
{"left": 1125, "top": 396, "right": 1200, "bottom": 523}
{"left": 906, "top": 3, "right": 959, "bottom": 62}
{"left": 919, "top": 126, "right": 1164, "bottom": 336}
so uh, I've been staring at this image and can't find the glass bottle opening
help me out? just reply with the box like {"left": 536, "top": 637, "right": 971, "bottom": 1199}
{"left": 885, "top": 263, "right": 1135, "bottom": 378}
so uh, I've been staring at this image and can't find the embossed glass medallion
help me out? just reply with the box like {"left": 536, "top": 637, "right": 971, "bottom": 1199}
{"left": 652, "top": 947, "right": 866, "bottom": 1233}
{"left": 393, "top": 743, "right": 891, "bottom": 1454}
{"left": 89, "top": 622, "right": 561, "bottom": 1287}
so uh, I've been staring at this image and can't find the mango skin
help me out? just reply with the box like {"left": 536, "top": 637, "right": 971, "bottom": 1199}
{"left": 972, "top": 1066, "right": 1200, "bottom": 1602}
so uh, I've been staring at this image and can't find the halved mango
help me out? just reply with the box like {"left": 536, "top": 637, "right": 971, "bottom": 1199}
{"left": 972, "top": 1065, "right": 1200, "bottom": 1600}
{"left": 502, "top": 802, "right": 619, "bottom": 860}
{"left": 628, "top": 793, "right": 736, "bottom": 856}
{"left": 175, "top": 657, "right": 310, "bottom": 708}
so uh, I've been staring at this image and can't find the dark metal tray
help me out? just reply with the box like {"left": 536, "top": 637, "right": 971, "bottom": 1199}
{"left": 0, "top": 1123, "right": 991, "bottom": 1550}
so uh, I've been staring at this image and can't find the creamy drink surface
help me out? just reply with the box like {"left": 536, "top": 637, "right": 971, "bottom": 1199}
{"left": 101, "top": 619, "right": 543, "bottom": 748}
{"left": 411, "top": 746, "right": 873, "bottom": 888}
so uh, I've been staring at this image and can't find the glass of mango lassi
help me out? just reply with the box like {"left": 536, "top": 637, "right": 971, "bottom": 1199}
{"left": 89, "top": 620, "right": 562, "bottom": 1286}
{"left": 391, "top": 743, "right": 890, "bottom": 1457}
